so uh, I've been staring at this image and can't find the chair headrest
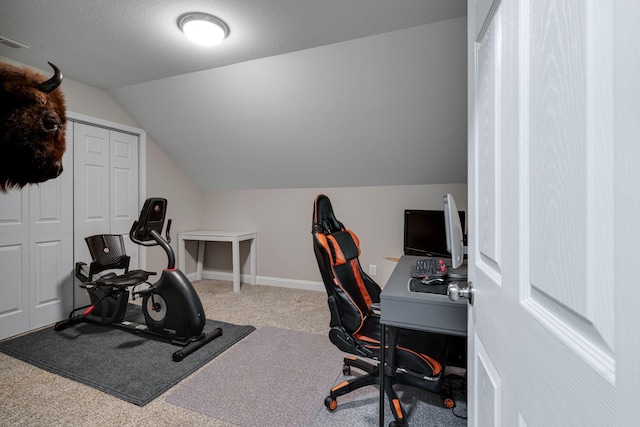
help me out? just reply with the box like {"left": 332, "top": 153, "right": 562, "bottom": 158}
{"left": 312, "top": 194, "right": 345, "bottom": 235}
{"left": 316, "top": 230, "right": 361, "bottom": 266}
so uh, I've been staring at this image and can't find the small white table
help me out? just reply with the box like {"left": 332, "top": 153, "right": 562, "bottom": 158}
{"left": 177, "top": 230, "right": 257, "bottom": 293}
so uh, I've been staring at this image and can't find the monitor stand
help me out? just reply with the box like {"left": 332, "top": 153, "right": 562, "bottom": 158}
{"left": 446, "top": 261, "right": 468, "bottom": 281}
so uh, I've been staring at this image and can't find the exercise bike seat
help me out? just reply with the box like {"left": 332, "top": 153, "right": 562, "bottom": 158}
{"left": 87, "top": 270, "right": 156, "bottom": 289}
{"left": 76, "top": 234, "right": 155, "bottom": 289}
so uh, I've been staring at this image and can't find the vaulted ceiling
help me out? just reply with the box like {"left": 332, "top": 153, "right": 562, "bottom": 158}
{"left": 1, "top": 0, "right": 468, "bottom": 191}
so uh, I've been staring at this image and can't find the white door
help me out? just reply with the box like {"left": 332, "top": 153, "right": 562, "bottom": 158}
{"left": 29, "top": 142, "right": 73, "bottom": 328}
{"left": 0, "top": 142, "right": 73, "bottom": 338}
{"left": 467, "top": 0, "right": 640, "bottom": 426}
{"left": 74, "top": 122, "right": 110, "bottom": 263}
{"left": 109, "top": 130, "right": 139, "bottom": 267}
{"left": 73, "top": 122, "right": 139, "bottom": 304}
{"left": 0, "top": 189, "right": 30, "bottom": 338}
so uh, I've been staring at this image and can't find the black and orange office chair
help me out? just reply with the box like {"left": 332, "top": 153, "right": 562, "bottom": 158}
{"left": 312, "top": 194, "right": 452, "bottom": 427}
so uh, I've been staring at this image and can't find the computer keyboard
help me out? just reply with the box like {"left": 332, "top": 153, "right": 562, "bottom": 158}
{"left": 412, "top": 257, "right": 448, "bottom": 279}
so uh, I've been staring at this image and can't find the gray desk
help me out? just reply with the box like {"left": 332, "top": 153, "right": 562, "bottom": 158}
{"left": 378, "top": 255, "right": 467, "bottom": 426}
{"left": 381, "top": 255, "right": 467, "bottom": 336}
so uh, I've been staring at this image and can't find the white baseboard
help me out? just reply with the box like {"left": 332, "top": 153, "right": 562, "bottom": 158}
{"left": 189, "top": 270, "right": 325, "bottom": 292}
{"left": 256, "top": 276, "right": 325, "bottom": 292}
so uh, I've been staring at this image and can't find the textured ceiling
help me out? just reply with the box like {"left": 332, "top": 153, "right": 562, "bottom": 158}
{"left": 0, "top": 0, "right": 466, "bottom": 91}
{"left": 0, "top": 1, "right": 468, "bottom": 191}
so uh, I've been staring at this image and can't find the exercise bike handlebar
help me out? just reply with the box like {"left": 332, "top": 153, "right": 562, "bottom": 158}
{"left": 129, "top": 218, "right": 171, "bottom": 245}
{"left": 150, "top": 229, "right": 175, "bottom": 269}
{"left": 129, "top": 218, "right": 176, "bottom": 269}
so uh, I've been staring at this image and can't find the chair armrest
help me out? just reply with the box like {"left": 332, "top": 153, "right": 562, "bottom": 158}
{"left": 327, "top": 295, "right": 342, "bottom": 327}
{"left": 370, "top": 303, "right": 381, "bottom": 316}
{"left": 75, "top": 262, "right": 90, "bottom": 282}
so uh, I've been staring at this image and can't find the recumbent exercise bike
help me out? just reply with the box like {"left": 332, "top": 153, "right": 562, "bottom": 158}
{"left": 55, "top": 197, "right": 221, "bottom": 361}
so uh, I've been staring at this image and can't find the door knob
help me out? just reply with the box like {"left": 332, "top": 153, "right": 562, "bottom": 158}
{"left": 447, "top": 281, "right": 474, "bottom": 305}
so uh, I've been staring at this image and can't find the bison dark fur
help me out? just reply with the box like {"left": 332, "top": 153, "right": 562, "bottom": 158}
{"left": 0, "top": 62, "right": 66, "bottom": 192}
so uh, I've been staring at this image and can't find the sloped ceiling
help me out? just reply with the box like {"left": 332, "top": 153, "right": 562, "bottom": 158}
{"left": 0, "top": 0, "right": 467, "bottom": 191}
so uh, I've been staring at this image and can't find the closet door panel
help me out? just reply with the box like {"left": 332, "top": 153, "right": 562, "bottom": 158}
{"left": 110, "top": 131, "right": 139, "bottom": 268}
{"left": 74, "top": 123, "right": 110, "bottom": 266}
{"left": 0, "top": 190, "right": 29, "bottom": 338}
{"left": 29, "top": 143, "right": 73, "bottom": 329}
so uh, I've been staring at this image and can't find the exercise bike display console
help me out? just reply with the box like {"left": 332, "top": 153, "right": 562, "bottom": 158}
{"left": 55, "top": 197, "right": 222, "bottom": 362}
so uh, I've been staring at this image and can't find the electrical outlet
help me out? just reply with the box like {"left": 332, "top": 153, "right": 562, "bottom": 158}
{"left": 369, "top": 264, "right": 377, "bottom": 276}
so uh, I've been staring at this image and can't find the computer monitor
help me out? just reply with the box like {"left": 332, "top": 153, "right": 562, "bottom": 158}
{"left": 403, "top": 209, "right": 465, "bottom": 257}
{"left": 443, "top": 194, "right": 467, "bottom": 274}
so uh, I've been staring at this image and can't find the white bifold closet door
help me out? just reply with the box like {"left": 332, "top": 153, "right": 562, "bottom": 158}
{"left": 73, "top": 122, "right": 139, "bottom": 306}
{"left": 0, "top": 142, "right": 73, "bottom": 339}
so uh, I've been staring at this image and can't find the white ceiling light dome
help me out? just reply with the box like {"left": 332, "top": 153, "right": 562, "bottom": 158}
{"left": 178, "top": 13, "right": 229, "bottom": 46}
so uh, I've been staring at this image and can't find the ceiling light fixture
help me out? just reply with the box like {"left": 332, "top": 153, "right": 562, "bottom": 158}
{"left": 178, "top": 13, "right": 229, "bottom": 46}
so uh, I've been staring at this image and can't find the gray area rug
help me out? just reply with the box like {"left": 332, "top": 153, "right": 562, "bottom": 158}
{"left": 0, "top": 304, "right": 255, "bottom": 406}
{"left": 166, "top": 326, "right": 346, "bottom": 427}
{"left": 166, "top": 326, "right": 467, "bottom": 426}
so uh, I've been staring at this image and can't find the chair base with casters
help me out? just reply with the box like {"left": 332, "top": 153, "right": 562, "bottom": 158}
{"left": 312, "top": 194, "right": 456, "bottom": 426}
{"left": 325, "top": 355, "right": 458, "bottom": 416}
{"left": 323, "top": 321, "right": 455, "bottom": 426}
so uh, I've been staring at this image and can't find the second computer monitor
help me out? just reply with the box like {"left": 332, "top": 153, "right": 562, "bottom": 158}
{"left": 443, "top": 193, "right": 466, "bottom": 270}
{"left": 404, "top": 209, "right": 465, "bottom": 257}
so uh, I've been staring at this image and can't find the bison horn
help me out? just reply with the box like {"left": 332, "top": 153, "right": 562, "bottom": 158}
{"left": 36, "top": 62, "right": 63, "bottom": 93}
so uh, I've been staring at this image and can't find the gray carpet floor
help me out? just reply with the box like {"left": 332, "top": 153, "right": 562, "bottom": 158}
{"left": 0, "top": 304, "right": 255, "bottom": 406}
{"left": 0, "top": 279, "right": 466, "bottom": 426}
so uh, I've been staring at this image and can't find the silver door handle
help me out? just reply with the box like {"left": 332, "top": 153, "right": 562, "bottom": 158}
{"left": 447, "top": 281, "right": 474, "bottom": 305}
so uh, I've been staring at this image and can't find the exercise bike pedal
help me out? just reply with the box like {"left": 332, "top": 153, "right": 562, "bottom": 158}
{"left": 132, "top": 287, "right": 155, "bottom": 298}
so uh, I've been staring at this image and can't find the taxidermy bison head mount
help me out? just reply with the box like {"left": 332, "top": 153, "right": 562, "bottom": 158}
{"left": 0, "top": 61, "right": 67, "bottom": 192}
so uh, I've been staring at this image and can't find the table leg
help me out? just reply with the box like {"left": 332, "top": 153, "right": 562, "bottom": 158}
{"left": 178, "top": 237, "right": 186, "bottom": 274}
{"left": 232, "top": 239, "right": 240, "bottom": 293}
{"left": 249, "top": 237, "right": 257, "bottom": 285}
{"left": 196, "top": 241, "right": 205, "bottom": 280}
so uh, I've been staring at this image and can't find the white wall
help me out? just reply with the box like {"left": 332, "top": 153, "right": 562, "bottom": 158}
{"left": 144, "top": 139, "right": 203, "bottom": 273}
{"left": 194, "top": 184, "right": 467, "bottom": 289}
{"left": 118, "top": 18, "right": 468, "bottom": 287}
{"left": 4, "top": 15, "right": 468, "bottom": 287}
